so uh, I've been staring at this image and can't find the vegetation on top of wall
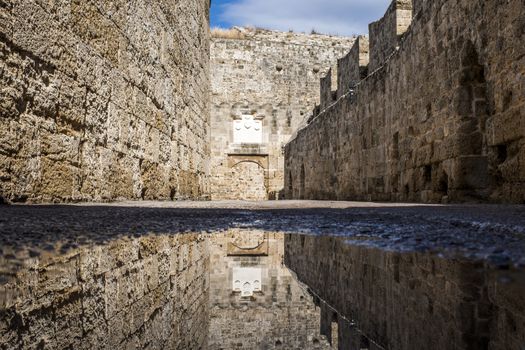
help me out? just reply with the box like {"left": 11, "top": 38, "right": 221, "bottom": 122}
{"left": 211, "top": 27, "right": 246, "bottom": 39}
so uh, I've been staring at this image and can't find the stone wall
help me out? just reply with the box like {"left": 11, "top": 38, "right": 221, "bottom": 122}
{"left": 284, "top": 234, "right": 525, "bottom": 350}
{"left": 0, "top": 233, "right": 210, "bottom": 349}
{"left": 336, "top": 36, "right": 369, "bottom": 99}
{"left": 285, "top": 0, "right": 525, "bottom": 203}
{"left": 210, "top": 28, "right": 354, "bottom": 200}
{"left": 320, "top": 68, "right": 338, "bottom": 111}
{"left": 368, "top": 0, "right": 413, "bottom": 73}
{"left": 208, "top": 230, "right": 331, "bottom": 349}
{"left": 0, "top": 0, "right": 211, "bottom": 203}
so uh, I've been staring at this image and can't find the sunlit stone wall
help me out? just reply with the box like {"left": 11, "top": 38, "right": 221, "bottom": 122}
{"left": 210, "top": 28, "right": 355, "bottom": 200}
{"left": 0, "top": 0, "right": 211, "bottom": 203}
{"left": 285, "top": 0, "right": 525, "bottom": 203}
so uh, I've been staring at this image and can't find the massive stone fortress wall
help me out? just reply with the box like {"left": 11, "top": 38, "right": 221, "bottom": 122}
{"left": 285, "top": 0, "right": 525, "bottom": 203}
{"left": 0, "top": 0, "right": 210, "bottom": 203}
{"left": 210, "top": 29, "right": 355, "bottom": 200}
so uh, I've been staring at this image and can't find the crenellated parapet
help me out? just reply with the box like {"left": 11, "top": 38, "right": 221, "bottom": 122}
{"left": 320, "top": 67, "right": 338, "bottom": 111}
{"left": 285, "top": 0, "right": 525, "bottom": 203}
{"left": 368, "top": 0, "right": 413, "bottom": 72}
{"left": 336, "top": 36, "right": 369, "bottom": 99}
{"left": 310, "top": 0, "right": 413, "bottom": 120}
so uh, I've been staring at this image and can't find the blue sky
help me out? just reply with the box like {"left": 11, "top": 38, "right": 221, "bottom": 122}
{"left": 210, "top": 0, "right": 391, "bottom": 36}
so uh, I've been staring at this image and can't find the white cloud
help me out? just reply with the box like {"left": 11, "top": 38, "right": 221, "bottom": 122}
{"left": 218, "top": 0, "right": 391, "bottom": 36}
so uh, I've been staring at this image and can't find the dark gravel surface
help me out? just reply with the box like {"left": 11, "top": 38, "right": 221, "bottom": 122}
{"left": 0, "top": 201, "right": 524, "bottom": 267}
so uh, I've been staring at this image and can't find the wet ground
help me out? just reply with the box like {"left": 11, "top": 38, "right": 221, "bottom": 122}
{"left": 1, "top": 200, "right": 525, "bottom": 267}
{"left": 1, "top": 201, "right": 525, "bottom": 349}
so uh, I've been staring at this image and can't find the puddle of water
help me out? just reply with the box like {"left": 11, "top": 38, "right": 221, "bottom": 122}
{"left": 208, "top": 230, "right": 332, "bottom": 349}
{"left": 1, "top": 229, "right": 524, "bottom": 350}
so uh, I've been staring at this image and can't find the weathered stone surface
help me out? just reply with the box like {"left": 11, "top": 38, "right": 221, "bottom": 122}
{"left": 285, "top": 0, "right": 525, "bottom": 203}
{"left": 210, "top": 28, "right": 354, "bottom": 200}
{"left": 0, "top": 0, "right": 211, "bottom": 203}
{"left": 368, "top": 0, "right": 413, "bottom": 73}
{"left": 337, "top": 36, "right": 369, "bottom": 99}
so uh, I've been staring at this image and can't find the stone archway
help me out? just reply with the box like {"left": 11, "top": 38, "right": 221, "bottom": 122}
{"left": 229, "top": 161, "right": 267, "bottom": 200}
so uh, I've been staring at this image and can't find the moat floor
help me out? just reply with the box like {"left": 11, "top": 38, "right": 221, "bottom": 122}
{"left": 1, "top": 200, "right": 524, "bottom": 266}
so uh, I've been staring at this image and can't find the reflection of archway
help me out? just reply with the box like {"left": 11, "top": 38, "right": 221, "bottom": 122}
{"left": 229, "top": 161, "right": 267, "bottom": 200}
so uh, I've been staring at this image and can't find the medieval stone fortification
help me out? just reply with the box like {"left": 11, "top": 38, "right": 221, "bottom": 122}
{"left": 285, "top": 0, "right": 525, "bottom": 203}
{"left": 0, "top": 0, "right": 210, "bottom": 203}
{"left": 1, "top": 0, "right": 525, "bottom": 350}
{"left": 210, "top": 28, "right": 354, "bottom": 200}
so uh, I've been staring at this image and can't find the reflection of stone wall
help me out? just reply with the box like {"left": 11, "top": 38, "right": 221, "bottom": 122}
{"left": 285, "top": 234, "right": 525, "bottom": 350}
{"left": 208, "top": 230, "right": 331, "bottom": 349}
{"left": 285, "top": 0, "right": 525, "bottom": 203}
{"left": 0, "top": 233, "right": 210, "bottom": 349}
{"left": 211, "top": 29, "right": 355, "bottom": 200}
{"left": 0, "top": 0, "right": 210, "bottom": 203}
{"left": 2, "top": 205, "right": 525, "bottom": 349}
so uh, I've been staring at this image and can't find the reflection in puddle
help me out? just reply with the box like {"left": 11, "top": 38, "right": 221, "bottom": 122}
{"left": 2, "top": 228, "right": 524, "bottom": 349}
{"left": 209, "top": 230, "right": 332, "bottom": 349}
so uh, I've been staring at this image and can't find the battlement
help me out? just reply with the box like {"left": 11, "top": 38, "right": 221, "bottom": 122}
{"left": 320, "top": 67, "right": 338, "bottom": 111}
{"left": 285, "top": 0, "right": 525, "bottom": 203}
{"left": 368, "top": 0, "right": 413, "bottom": 72}
{"left": 316, "top": 0, "right": 413, "bottom": 113}
{"left": 337, "top": 35, "right": 369, "bottom": 99}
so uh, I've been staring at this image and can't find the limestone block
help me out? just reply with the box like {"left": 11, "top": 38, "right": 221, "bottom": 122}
{"left": 80, "top": 277, "right": 105, "bottom": 333}
{"left": 54, "top": 289, "right": 84, "bottom": 348}
{"left": 143, "top": 256, "right": 160, "bottom": 292}
{"left": 103, "top": 269, "right": 119, "bottom": 320}
{"left": 36, "top": 257, "right": 78, "bottom": 297}
{"left": 337, "top": 36, "right": 370, "bottom": 98}
{"left": 487, "top": 108, "right": 523, "bottom": 146}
